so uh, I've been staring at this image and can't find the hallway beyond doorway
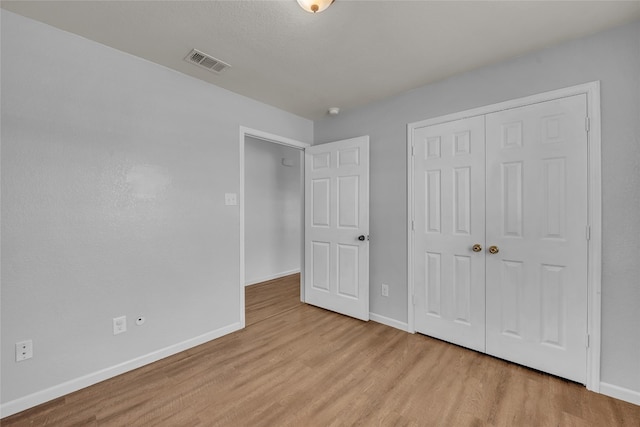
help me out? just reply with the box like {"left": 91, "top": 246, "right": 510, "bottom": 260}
{"left": 245, "top": 273, "right": 300, "bottom": 326}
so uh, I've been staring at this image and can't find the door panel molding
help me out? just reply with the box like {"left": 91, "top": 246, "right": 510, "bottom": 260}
{"left": 407, "top": 81, "right": 601, "bottom": 391}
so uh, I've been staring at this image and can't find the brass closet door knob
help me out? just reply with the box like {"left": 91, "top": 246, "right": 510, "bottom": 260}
{"left": 472, "top": 244, "right": 482, "bottom": 252}
{"left": 488, "top": 245, "right": 499, "bottom": 254}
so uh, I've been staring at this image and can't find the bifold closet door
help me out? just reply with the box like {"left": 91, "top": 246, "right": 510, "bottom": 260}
{"left": 413, "top": 116, "right": 486, "bottom": 352}
{"left": 484, "top": 94, "right": 589, "bottom": 383}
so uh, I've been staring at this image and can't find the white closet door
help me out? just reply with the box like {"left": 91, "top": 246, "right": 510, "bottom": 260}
{"left": 485, "top": 95, "right": 589, "bottom": 383}
{"left": 413, "top": 116, "right": 486, "bottom": 352}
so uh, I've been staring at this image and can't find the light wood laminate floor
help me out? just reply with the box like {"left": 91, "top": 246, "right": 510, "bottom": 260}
{"left": 3, "top": 273, "right": 639, "bottom": 426}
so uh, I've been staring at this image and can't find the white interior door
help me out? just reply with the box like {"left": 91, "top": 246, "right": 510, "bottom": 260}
{"left": 413, "top": 116, "right": 486, "bottom": 352}
{"left": 304, "top": 136, "right": 369, "bottom": 321}
{"left": 485, "top": 95, "right": 588, "bottom": 383}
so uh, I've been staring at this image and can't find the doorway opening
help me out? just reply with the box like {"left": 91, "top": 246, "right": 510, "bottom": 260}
{"left": 239, "top": 127, "right": 309, "bottom": 328}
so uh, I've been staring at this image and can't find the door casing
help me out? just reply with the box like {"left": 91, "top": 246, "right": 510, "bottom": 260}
{"left": 407, "top": 81, "right": 602, "bottom": 392}
{"left": 239, "top": 126, "right": 310, "bottom": 328}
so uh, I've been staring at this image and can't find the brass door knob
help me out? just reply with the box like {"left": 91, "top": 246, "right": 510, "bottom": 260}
{"left": 472, "top": 244, "right": 482, "bottom": 252}
{"left": 488, "top": 245, "right": 499, "bottom": 254}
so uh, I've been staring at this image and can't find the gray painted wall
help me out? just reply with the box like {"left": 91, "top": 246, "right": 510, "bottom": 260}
{"left": 1, "top": 11, "right": 312, "bottom": 406}
{"left": 245, "top": 137, "right": 301, "bottom": 285}
{"left": 315, "top": 21, "right": 640, "bottom": 393}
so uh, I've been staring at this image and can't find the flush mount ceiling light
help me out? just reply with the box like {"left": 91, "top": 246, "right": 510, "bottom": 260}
{"left": 297, "top": 0, "right": 334, "bottom": 13}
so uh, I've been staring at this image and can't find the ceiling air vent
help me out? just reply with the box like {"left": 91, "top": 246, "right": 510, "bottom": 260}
{"left": 184, "top": 49, "right": 230, "bottom": 74}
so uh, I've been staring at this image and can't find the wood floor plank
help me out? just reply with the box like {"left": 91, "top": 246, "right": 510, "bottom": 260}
{"left": 245, "top": 273, "right": 301, "bottom": 326}
{"left": 3, "top": 274, "right": 639, "bottom": 426}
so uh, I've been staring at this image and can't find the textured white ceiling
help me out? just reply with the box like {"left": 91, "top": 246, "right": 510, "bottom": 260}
{"left": 3, "top": 1, "right": 639, "bottom": 120}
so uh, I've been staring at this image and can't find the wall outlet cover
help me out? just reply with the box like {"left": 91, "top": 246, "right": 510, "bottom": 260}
{"left": 113, "top": 316, "right": 127, "bottom": 335}
{"left": 16, "top": 340, "right": 33, "bottom": 362}
{"left": 381, "top": 283, "right": 389, "bottom": 297}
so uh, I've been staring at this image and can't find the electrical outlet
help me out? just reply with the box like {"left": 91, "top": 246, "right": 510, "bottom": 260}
{"left": 225, "top": 193, "right": 237, "bottom": 206}
{"left": 381, "top": 283, "right": 389, "bottom": 297}
{"left": 113, "top": 316, "right": 127, "bottom": 335}
{"left": 16, "top": 340, "right": 33, "bottom": 362}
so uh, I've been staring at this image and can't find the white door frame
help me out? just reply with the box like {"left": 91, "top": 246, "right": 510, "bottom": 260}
{"left": 239, "top": 126, "right": 310, "bottom": 328}
{"left": 407, "top": 81, "right": 602, "bottom": 392}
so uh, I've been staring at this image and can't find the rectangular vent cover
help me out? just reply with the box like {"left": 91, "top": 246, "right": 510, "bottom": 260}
{"left": 184, "top": 49, "right": 230, "bottom": 74}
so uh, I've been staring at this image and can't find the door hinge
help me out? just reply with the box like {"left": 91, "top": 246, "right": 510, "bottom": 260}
{"left": 412, "top": 293, "right": 416, "bottom": 305}
{"left": 586, "top": 225, "right": 591, "bottom": 240}
{"left": 586, "top": 334, "right": 590, "bottom": 348}
{"left": 411, "top": 145, "right": 415, "bottom": 157}
{"left": 411, "top": 220, "right": 415, "bottom": 231}
{"left": 585, "top": 117, "right": 590, "bottom": 132}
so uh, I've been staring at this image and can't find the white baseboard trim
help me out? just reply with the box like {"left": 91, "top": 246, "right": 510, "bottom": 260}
{"left": 0, "top": 322, "right": 242, "bottom": 419}
{"left": 245, "top": 269, "right": 300, "bottom": 287}
{"left": 369, "top": 312, "right": 409, "bottom": 332}
{"left": 599, "top": 382, "right": 640, "bottom": 406}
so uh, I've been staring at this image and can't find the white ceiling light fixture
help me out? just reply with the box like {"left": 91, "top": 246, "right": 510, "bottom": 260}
{"left": 297, "top": 0, "right": 334, "bottom": 14}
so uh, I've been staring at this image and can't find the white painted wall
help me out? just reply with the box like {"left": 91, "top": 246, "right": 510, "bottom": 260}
{"left": 0, "top": 10, "right": 312, "bottom": 412}
{"left": 315, "top": 20, "right": 640, "bottom": 397}
{"left": 244, "top": 137, "right": 301, "bottom": 285}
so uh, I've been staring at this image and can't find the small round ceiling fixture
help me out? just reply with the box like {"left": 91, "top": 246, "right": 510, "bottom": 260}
{"left": 328, "top": 107, "right": 340, "bottom": 116}
{"left": 297, "top": 0, "right": 335, "bottom": 14}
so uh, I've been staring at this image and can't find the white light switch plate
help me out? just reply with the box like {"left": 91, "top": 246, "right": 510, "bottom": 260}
{"left": 225, "top": 193, "right": 237, "bottom": 206}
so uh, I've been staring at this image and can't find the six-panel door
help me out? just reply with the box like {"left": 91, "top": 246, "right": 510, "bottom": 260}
{"left": 485, "top": 95, "right": 588, "bottom": 383}
{"left": 413, "top": 116, "right": 486, "bottom": 352}
{"left": 305, "top": 136, "right": 370, "bottom": 321}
